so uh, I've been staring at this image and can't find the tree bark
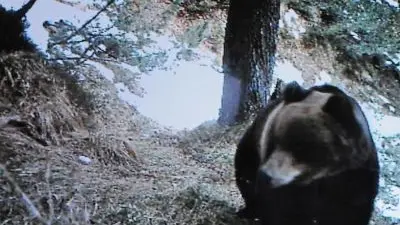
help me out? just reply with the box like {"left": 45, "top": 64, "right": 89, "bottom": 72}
{"left": 218, "top": 0, "right": 281, "bottom": 126}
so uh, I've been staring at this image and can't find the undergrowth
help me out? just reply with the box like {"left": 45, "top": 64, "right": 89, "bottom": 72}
{"left": 287, "top": 0, "right": 399, "bottom": 64}
{"left": 0, "top": 51, "right": 138, "bottom": 224}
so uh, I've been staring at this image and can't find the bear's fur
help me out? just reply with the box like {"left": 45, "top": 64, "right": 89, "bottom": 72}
{"left": 234, "top": 81, "right": 380, "bottom": 225}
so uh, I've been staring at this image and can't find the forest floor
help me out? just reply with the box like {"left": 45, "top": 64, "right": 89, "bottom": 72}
{"left": 0, "top": 0, "right": 399, "bottom": 224}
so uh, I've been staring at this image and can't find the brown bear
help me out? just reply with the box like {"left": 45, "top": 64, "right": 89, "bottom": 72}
{"left": 234, "top": 81, "right": 380, "bottom": 225}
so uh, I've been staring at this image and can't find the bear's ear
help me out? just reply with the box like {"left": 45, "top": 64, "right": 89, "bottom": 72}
{"left": 283, "top": 81, "right": 309, "bottom": 103}
{"left": 322, "top": 95, "right": 359, "bottom": 134}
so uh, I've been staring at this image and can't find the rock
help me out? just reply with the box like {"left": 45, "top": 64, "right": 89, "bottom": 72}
{"left": 78, "top": 155, "right": 92, "bottom": 165}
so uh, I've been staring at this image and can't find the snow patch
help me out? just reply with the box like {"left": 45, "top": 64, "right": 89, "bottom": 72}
{"left": 0, "top": 0, "right": 224, "bottom": 130}
{"left": 359, "top": 102, "right": 400, "bottom": 151}
{"left": 359, "top": 103, "right": 380, "bottom": 130}
{"left": 280, "top": 9, "right": 306, "bottom": 39}
{"left": 383, "top": 52, "right": 400, "bottom": 71}
{"left": 85, "top": 61, "right": 115, "bottom": 82}
{"left": 274, "top": 61, "right": 304, "bottom": 85}
{"left": 392, "top": 53, "right": 400, "bottom": 71}
{"left": 383, "top": 0, "right": 399, "bottom": 7}
{"left": 109, "top": 32, "right": 225, "bottom": 130}
{"left": 370, "top": 0, "right": 399, "bottom": 7}
{"left": 314, "top": 71, "right": 332, "bottom": 85}
{"left": 115, "top": 82, "right": 140, "bottom": 106}
{"left": 133, "top": 57, "right": 223, "bottom": 130}
{"left": 350, "top": 31, "right": 361, "bottom": 41}
{"left": 394, "top": 53, "right": 400, "bottom": 64}
{"left": 119, "top": 62, "right": 141, "bottom": 74}
{"left": 378, "top": 95, "right": 391, "bottom": 104}
{"left": 376, "top": 185, "right": 400, "bottom": 221}
{"left": 363, "top": 103, "right": 400, "bottom": 138}
{"left": 375, "top": 115, "right": 400, "bottom": 137}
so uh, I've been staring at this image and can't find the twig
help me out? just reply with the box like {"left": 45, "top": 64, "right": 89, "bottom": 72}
{"left": 47, "top": 56, "right": 118, "bottom": 63}
{"left": 77, "top": 50, "right": 96, "bottom": 65}
{"left": 0, "top": 164, "right": 48, "bottom": 225}
{"left": 0, "top": 115, "right": 21, "bottom": 128}
{"left": 49, "top": 0, "right": 116, "bottom": 47}
{"left": 45, "top": 157, "right": 54, "bottom": 224}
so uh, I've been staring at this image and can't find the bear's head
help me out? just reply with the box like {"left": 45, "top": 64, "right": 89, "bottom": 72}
{"left": 258, "top": 81, "right": 376, "bottom": 188}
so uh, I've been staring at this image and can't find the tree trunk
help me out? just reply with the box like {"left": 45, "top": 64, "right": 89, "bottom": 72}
{"left": 218, "top": 0, "right": 281, "bottom": 126}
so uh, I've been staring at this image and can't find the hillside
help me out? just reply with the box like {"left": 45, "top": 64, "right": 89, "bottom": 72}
{"left": 0, "top": 0, "right": 399, "bottom": 224}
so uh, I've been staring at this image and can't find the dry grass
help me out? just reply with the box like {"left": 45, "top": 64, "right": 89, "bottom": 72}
{"left": 0, "top": 50, "right": 251, "bottom": 225}
{"left": 0, "top": 51, "right": 139, "bottom": 224}
{"left": 0, "top": 51, "right": 87, "bottom": 224}
{"left": 0, "top": 52, "right": 87, "bottom": 145}
{"left": 1, "top": 1, "right": 398, "bottom": 224}
{"left": 0, "top": 49, "right": 394, "bottom": 224}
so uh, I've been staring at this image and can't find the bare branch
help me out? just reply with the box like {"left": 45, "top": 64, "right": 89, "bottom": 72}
{"left": 16, "top": 0, "right": 37, "bottom": 19}
{"left": 50, "top": 0, "right": 116, "bottom": 47}
{"left": 0, "top": 164, "right": 47, "bottom": 225}
{"left": 45, "top": 157, "right": 54, "bottom": 224}
{"left": 48, "top": 56, "right": 118, "bottom": 63}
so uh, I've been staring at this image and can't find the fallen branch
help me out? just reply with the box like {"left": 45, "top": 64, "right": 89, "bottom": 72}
{"left": 47, "top": 56, "right": 118, "bottom": 63}
{"left": 0, "top": 164, "right": 48, "bottom": 225}
{"left": 45, "top": 157, "right": 55, "bottom": 224}
{"left": 0, "top": 115, "right": 21, "bottom": 128}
